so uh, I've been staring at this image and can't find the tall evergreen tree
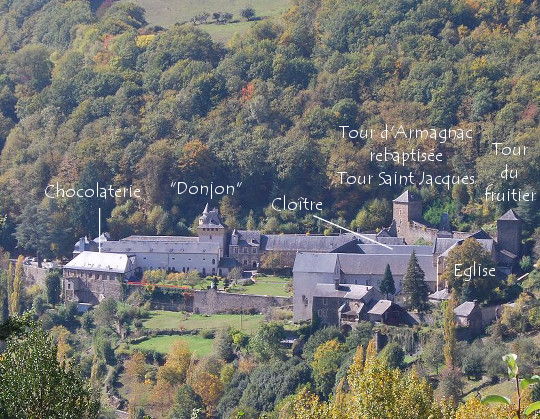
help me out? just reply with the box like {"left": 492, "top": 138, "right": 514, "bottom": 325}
{"left": 45, "top": 270, "right": 62, "bottom": 307}
{"left": 9, "top": 256, "right": 24, "bottom": 316}
{"left": 379, "top": 264, "right": 395, "bottom": 299}
{"left": 443, "top": 292, "right": 457, "bottom": 369}
{"left": 246, "top": 210, "right": 256, "bottom": 230}
{"left": 402, "top": 251, "right": 429, "bottom": 312}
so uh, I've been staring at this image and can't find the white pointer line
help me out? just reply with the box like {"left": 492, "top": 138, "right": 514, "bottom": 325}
{"left": 313, "top": 215, "right": 394, "bottom": 250}
{"left": 98, "top": 208, "right": 102, "bottom": 253}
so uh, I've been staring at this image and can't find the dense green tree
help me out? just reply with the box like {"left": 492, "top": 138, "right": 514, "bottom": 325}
{"left": 441, "top": 238, "right": 497, "bottom": 303}
{"left": 378, "top": 342, "right": 405, "bottom": 370}
{"left": 168, "top": 384, "right": 204, "bottom": 419}
{"left": 14, "top": 205, "right": 53, "bottom": 260}
{"left": 0, "top": 318, "right": 99, "bottom": 418}
{"left": 379, "top": 264, "right": 396, "bottom": 299}
{"left": 421, "top": 332, "right": 444, "bottom": 374}
{"left": 45, "top": 269, "right": 61, "bottom": 306}
{"left": 239, "top": 358, "right": 311, "bottom": 412}
{"left": 248, "top": 322, "right": 286, "bottom": 361}
{"left": 214, "top": 328, "right": 235, "bottom": 362}
{"left": 303, "top": 326, "right": 344, "bottom": 362}
{"left": 7, "top": 44, "right": 52, "bottom": 91}
{"left": 402, "top": 251, "right": 429, "bottom": 312}
{"left": 350, "top": 199, "right": 392, "bottom": 232}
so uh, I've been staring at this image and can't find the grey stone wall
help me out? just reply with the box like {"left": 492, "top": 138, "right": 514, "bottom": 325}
{"left": 23, "top": 265, "right": 50, "bottom": 287}
{"left": 192, "top": 289, "right": 291, "bottom": 315}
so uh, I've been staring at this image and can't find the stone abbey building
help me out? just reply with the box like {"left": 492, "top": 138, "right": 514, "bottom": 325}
{"left": 292, "top": 190, "right": 523, "bottom": 323}
{"left": 65, "top": 190, "right": 523, "bottom": 310}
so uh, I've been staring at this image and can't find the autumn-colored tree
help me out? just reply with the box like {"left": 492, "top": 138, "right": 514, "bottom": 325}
{"left": 157, "top": 340, "right": 192, "bottom": 386}
{"left": 311, "top": 339, "right": 346, "bottom": 397}
{"left": 443, "top": 292, "right": 458, "bottom": 369}
{"left": 246, "top": 209, "right": 257, "bottom": 230}
{"left": 178, "top": 139, "right": 218, "bottom": 180}
{"left": 455, "top": 397, "right": 511, "bottom": 419}
{"left": 287, "top": 387, "right": 329, "bottom": 419}
{"left": 219, "top": 195, "right": 241, "bottom": 229}
{"left": 441, "top": 238, "right": 496, "bottom": 302}
{"left": 287, "top": 339, "right": 439, "bottom": 419}
{"left": 50, "top": 325, "right": 72, "bottom": 365}
{"left": 260, "top": 251, "right": 284, "bottom": 274}
{"left": 190, "top": 371, "right": 223, "bottom": 416}
{"left": 124, "top": 351, "right": 147, "bottom": 383}
{"left": 9, "top": 256, "right": 24, "bottom": 316}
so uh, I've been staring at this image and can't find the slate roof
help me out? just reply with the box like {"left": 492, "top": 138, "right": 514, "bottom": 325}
{"left": 65, "top": 251, "right": 133, "bottom": 273}
{"left": 499, "top": 248, "right": 518, "bottom": 259}
{"left": 93, "top": 233, "right": 111, "bottom": 244}
{"left": 199, "top": 205, "right": 225, "bottom": 228}
{"left": 121, "top": 235, "right": 198, "bottom": 242}
{"left": 499, "top": 209, "right": 521, "bottom": 221}
{"left": 313, "top": 283, "right": 373, "bottom": 300}
{"left": 292, "top": 253, "right": 338, "bottom": 273}
{"left": 454, "top": 301, "right": 478, "bottom": 317}
{"left": 357, "top": 244, "right": 433, "bottom": 255}
{"left": 102, "top": 240, "right": 220, "bottom": 255}
{"left": 262, "top": 233, "right": 356, "bottom": 253}
{"left": 360, "top": 234, "right": 405, "bottom": 246}
{"left": 429, "top": 288, "right": 450, "bottom": 301}
{"left": 232, "top": 230, "right": 261, "bottom": 247}
{"left": 439, "top": 237, "right": 495, "bottom": 257}
{"left": 434, "top": 238, "right": 461, "bottom": 255}
{"left": 393, "top": 190, "right": 421, "bottom": 203}
{"left": 218, "top": 257, "right": 239, "bottom": 268}
{"left": 337, "top": 253, "right": 437, "bottom": 282}
{"left": 74, "top": 237, "right": 97, "bottom": 253}
{"left": 367, "top": 299, "right": 393, "bottom": 315}
{"left": 339, "top": 301, "right": 363, "bottom": 316}
{"left": 468, "top": 229, "right": 493, "bottom": 240}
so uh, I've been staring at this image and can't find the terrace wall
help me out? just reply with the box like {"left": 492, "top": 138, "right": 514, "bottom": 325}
{"left": 193, "top": 288, "right": 292, "bottom": 314}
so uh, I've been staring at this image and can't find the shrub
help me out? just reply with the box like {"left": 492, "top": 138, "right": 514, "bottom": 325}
{"left": 200, "top": 329, "right": 215, "bottom": 339}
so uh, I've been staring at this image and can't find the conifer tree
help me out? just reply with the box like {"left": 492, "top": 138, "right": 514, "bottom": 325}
{"left": 379, "top": 264, "right": 396, "bottom": 299}
{"left": 402, "top": 251, "right": 429, "bottom": 312}
{"left": 443, "top": 292, "right": 457, "bottom": 369}
{"left": 246, "top": 209, "right": 256, "bottom": 230}
{"left": 8, "top": 256, "right": 24, "bottom": 316}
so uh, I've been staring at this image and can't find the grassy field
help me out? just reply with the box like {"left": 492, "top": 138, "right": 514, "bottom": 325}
{"left": 463, "top": 377, "right": 515, "bottom": 400}
{"left": 228, "top": 276, "right": 292, "bottom": 297}
{"left": 133, "top": 334, "right": 214, "bottom": 356}
{"left": 119, "top": 0, "right": 291, "bottom": 28}
{"left": 144, "top": 310, "right": 264, "bottom": 333}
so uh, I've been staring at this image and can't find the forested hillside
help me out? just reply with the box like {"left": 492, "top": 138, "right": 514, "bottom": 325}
{"left": 0, "top": 0, "right": 538, "bottom": 258}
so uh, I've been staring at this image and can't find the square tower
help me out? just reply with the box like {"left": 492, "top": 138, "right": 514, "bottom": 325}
{"left": 392, "top": 190, "right": 422, "bottom": 226}
{"left": 197, "top": 204, "right": 228, "bottom": 257}
{"left": 497, "top": 209, "right": 522, "bottom": 257}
